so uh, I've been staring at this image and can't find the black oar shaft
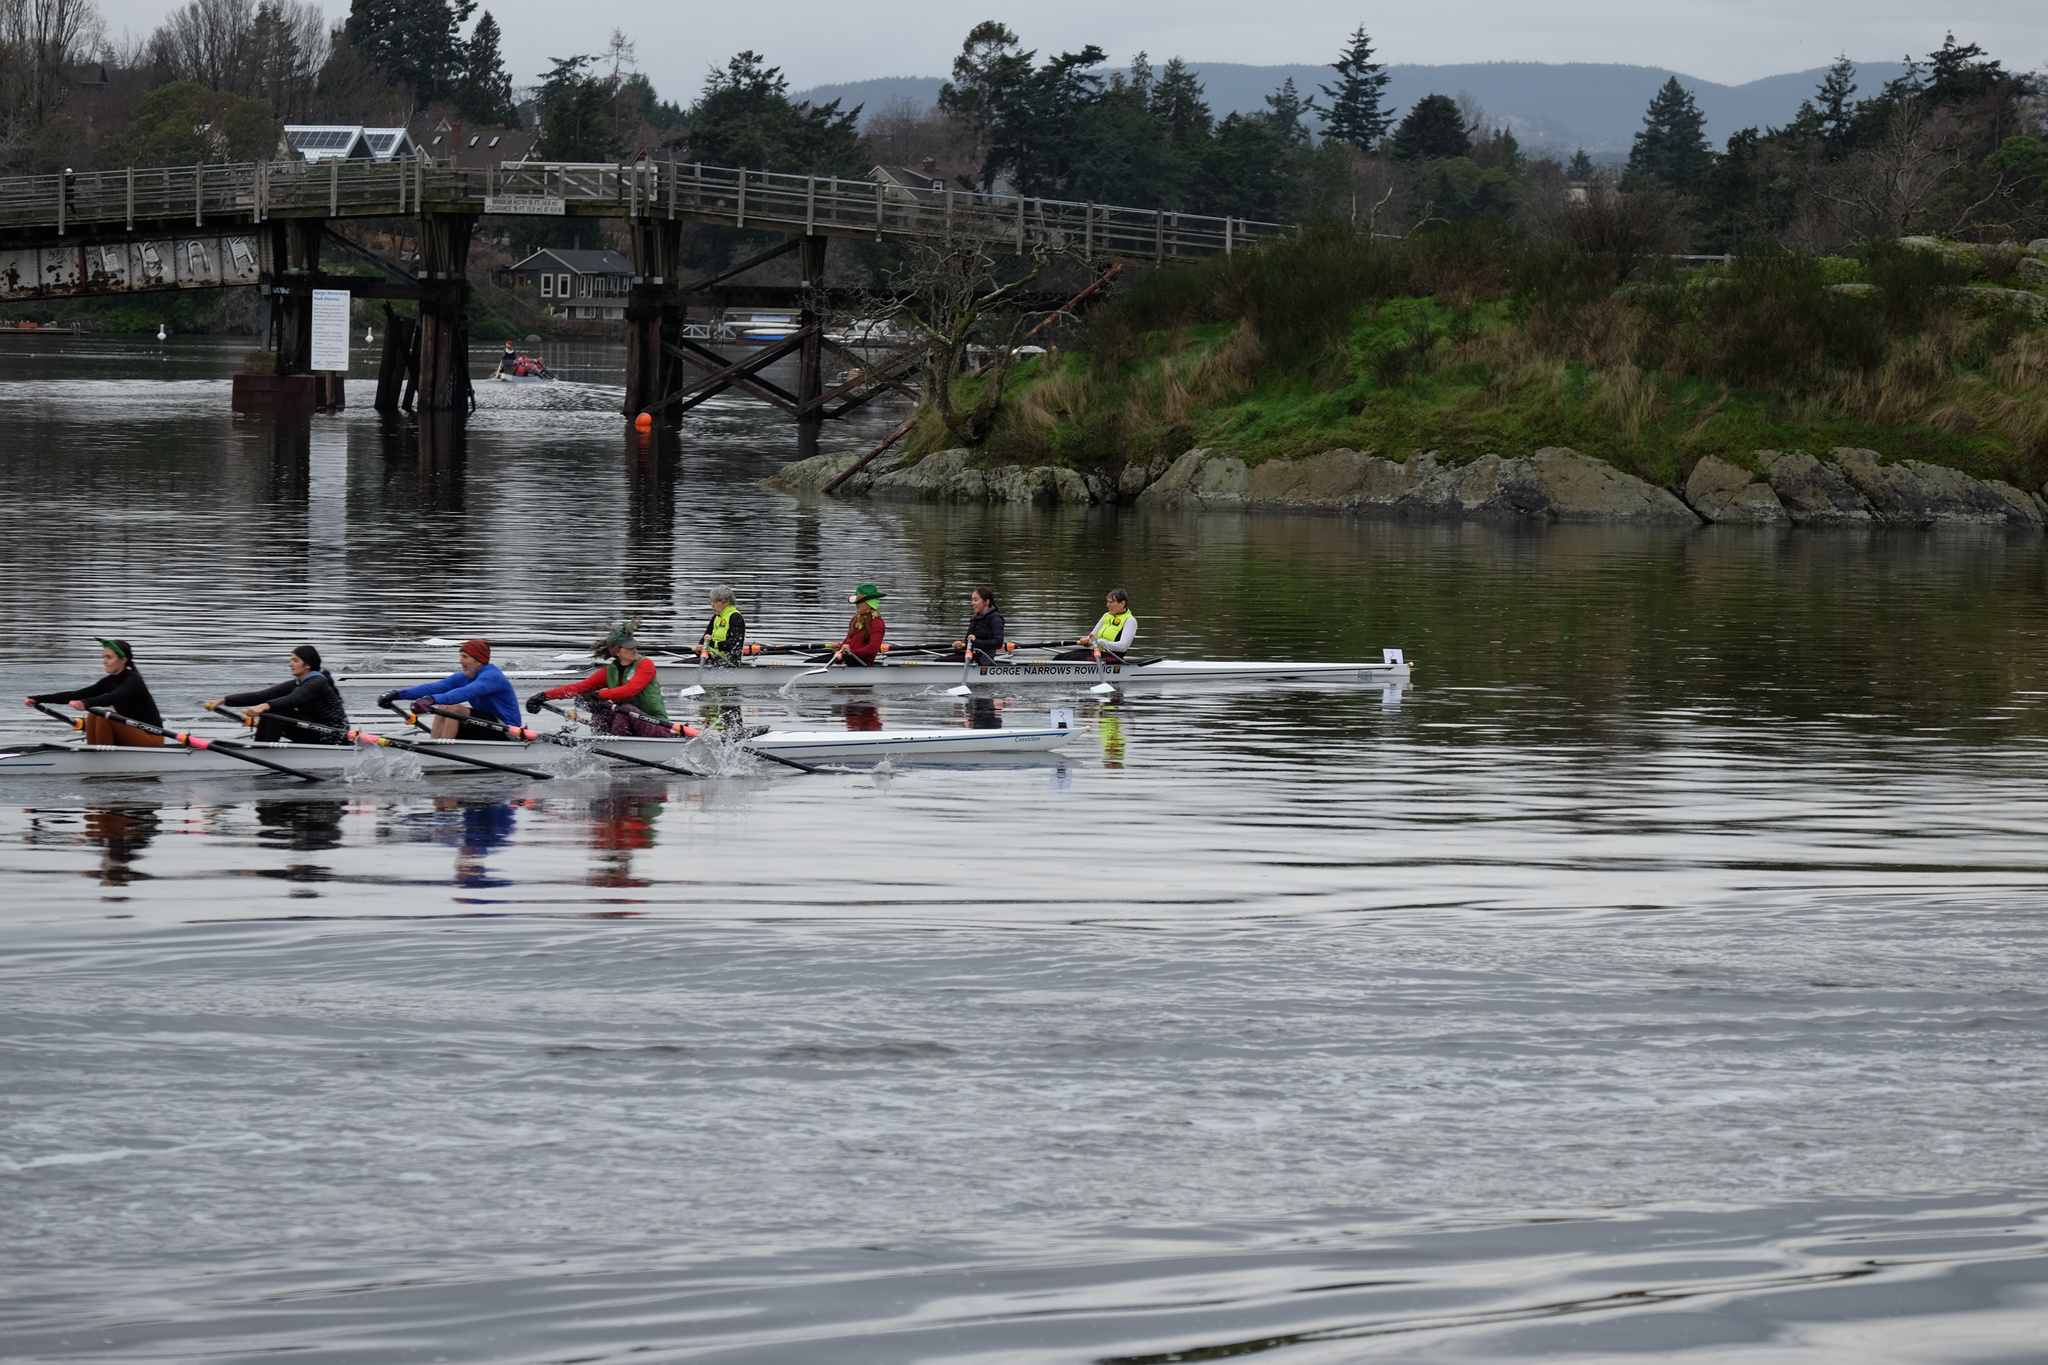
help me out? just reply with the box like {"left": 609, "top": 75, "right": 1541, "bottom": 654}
{"left": 214, "top": 703, "right": 555, "bottom": 780}
{"left": 89, "top": 706, "right": 322, "bottom": 781}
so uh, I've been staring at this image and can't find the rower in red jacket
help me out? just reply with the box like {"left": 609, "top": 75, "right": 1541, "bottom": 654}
{"left": 526, "top": 622, "right": 673, "bottom": 737}
{"left": 833, "top": 583, "right": 887, "bottom": 665}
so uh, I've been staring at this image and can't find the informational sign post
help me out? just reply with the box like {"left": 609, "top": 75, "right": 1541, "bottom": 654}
{"left": 309, "top": 288, "right": 351, "bottom": 372}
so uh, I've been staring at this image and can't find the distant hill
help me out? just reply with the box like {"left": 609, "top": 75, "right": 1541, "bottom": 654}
{"left": 796, "top": 60, "right": 1911, "bottom": 158}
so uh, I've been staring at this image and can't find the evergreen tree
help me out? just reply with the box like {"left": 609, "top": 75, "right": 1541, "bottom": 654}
{"left": 1150, "top": 57, "right": 1210, "bottom": 145}
{"left": 1127, "top": 50, "right": 1152, "bottom": 102}
{"left": 680, "top": 50, "right": 864, "bottom": 175}
{"left": 453, "top": 9, "right": 514, "bottom": 123}
{"left": 1263, "top": 77, "right": 1309, "bottom": 146}
{"left": 1812, "top": 55, "right": 1857, "bottom": 150}
{"left": 1567, "top": 147, "right": 1593, "bottom": 179}
{"left": 345, "top": 0, "right": 475, "bottom": 105}
{"left": 1313, "top": 25, "right": 1391, "bottom": 152}
{"left": 1625, "top": 76, "right": 1711, "bottom": 189}
{"left": 1390, "top": 94, "right": 1469, "bottom": 161}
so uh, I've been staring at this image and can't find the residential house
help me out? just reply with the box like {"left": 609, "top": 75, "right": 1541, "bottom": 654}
{"left": 501, "top": 248, "right": 635, "bottom": 320}
{"left": 409, "top": 117, "right": 537, "bottom": 167}
{"left": 874, "top": 157, "right": 949, "bottom": 203}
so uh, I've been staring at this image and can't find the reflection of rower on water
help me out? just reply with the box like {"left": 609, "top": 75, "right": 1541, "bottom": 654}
{"left": 525, "top": 622, "right": 673, "bottom": 737}
{"left": 204, "top": 644, "right": 348, "bottom": 742}
{"left": 495, "top": 340, "right": 552, "bottom": 380}
{"left": 946, "top": 583, "right": 1005, "bottom": 663}
{"left": 377, "top": 639, "right": 522, "bottom": 739}
{"left": 26, "top": 638, "right": 164, "bottom": 746}
{"left": 1054, "top": 588, "right": 1135, "bottom": 661}
{"left": 699, "top": 586, "right": 748, "bottom": 665}
{"left": 830, "top": 584, "right": 886, "bottom": 665}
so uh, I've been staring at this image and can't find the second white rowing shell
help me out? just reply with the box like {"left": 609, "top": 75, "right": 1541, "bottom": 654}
{"left": 342, "top": 656, "right": 1415, "bottom": 690}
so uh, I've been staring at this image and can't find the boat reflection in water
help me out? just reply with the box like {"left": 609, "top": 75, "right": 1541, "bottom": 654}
{"left": 46, "top": 804, "right": 161, "bottom": 890}
{"left": 585, "top": 793, "right": 665, "bottom": 890}
{"left": 390, "top": 798, "right": 518, "bottom": 890}
{"left": 253, "top": 798, "right": 345, "bottom": 889}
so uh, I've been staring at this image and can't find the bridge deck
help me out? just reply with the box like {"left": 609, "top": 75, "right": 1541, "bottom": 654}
{"left": 0, "top": 158, "right": 1283, "bottom": 266}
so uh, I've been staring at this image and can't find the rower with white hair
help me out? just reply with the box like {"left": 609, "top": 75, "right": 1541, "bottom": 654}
{"left": 1055, "top": 588, "right": 1136, "bottom": 661}
{"left": 699, "top": 585, "right": 748, "bottom": 666}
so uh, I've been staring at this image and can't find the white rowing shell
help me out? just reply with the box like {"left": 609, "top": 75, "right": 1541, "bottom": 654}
{"left": 340, "top": 655, "right": 1414, "bottom": 690}
{"left": 0, "top": 725, "right": 1076, "bottom": 779}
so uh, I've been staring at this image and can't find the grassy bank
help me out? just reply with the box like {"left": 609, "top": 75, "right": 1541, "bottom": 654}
{"left": 910, "top": 222, "right": 2048, "bottom": 491}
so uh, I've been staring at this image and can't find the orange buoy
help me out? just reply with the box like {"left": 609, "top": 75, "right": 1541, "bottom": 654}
{"left": 634, "top": 412, "right": 653, "bottom": 431}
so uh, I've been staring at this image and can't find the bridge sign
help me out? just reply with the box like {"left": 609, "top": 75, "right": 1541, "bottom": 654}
{"left": 310, "top": 289, "right": 350, "bottom": 371}
{"left": 483, "top": 194, "right": 566, "bottom": 216}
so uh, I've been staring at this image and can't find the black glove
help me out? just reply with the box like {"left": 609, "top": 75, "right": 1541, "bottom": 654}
{"left": 525, "top": 692, "right": 546, "bottom": 714}
{"left": 376, "top": 690, "right": 400, "bottom": 708}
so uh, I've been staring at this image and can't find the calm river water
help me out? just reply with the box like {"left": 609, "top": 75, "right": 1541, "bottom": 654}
{"left": 1, "top": 336, "right": 2046, "bottom": 1363}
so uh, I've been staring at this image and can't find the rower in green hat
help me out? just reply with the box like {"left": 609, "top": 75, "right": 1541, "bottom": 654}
{"left": 832, "top": 584, "right": 887, "bottom": 665}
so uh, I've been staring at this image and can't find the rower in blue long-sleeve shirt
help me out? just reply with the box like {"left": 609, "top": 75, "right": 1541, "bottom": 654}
{"left": 376, "top": 638, "right": 522, "bottom": 740}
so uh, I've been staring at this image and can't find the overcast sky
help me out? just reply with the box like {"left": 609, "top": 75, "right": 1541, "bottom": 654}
{"left": 99, "top": 0, "right": 2048, "bottom": 96}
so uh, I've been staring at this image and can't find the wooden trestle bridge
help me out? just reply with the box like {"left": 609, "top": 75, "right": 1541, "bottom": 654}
{"left": 0, "top": 157, "right": 1284, "bottom": 452}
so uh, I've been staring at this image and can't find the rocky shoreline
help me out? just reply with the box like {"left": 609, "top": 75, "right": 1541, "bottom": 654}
{"left": 765, "top": 444, "right": 2048, "bottom": 530}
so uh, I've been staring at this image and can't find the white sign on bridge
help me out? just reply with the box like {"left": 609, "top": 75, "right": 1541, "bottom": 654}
{"left": 310, "top": 288, "right": 351, "bottom": 372}
{"left": 483, "top": 194, "right": 566, "bottom": 216}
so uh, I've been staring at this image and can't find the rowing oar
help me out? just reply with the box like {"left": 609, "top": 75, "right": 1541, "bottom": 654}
{"left": 432, "top": 702, "right": 707, "bottom": 779}
{"left": 28, "top": 699, "right": 87, "bottom": 732}
{"left": 85, "top": 706, "right": 324, "bottom": 781}
{"left": 947, "top": 634, "right": 979, "bottom": 697}
{"left": 210, "top": 703, "right": 556, "bottom": 780}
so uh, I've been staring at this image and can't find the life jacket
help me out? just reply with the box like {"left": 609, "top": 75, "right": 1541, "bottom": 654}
{"left": 1092, "top": 610, "right": 1134, "bottom": 649}
{"left": 707, "top": 606, "right": 741, "bottom": 658}
{"left": 607, "top": 659, "right": 668, "bottom": 721}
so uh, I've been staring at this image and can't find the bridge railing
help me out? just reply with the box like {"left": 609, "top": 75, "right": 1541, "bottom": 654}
{"left": 1, "top": 157, "right": 1289, "bottom": 264}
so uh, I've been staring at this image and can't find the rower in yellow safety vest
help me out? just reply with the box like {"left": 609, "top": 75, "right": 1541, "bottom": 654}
{"left": 699, "top": 585, "right": 748, "bottom": 665}
{"left": 1055, "top": 588, "right": 1137, "bottom": 661}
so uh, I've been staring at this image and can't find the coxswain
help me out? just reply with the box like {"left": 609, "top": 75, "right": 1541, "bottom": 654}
{"left": 700, "top": 586, "right": 747, "bottom": 666}
{"left": 948, "top": 584, "right": 1005, "bottom": 663}
{"left": 206, "top": 644, "right": 349, "bottom": 742}
{"left": 377, "top": 639, "right": 521, "bottom": 739}
{"left": 526, "top": 622, "right": 672, "bottom": 736}
{"left": 1056, "top": 588, "right": 1136, "bottom": 660}
{"left": 832, "top": 584, "right": 886, "bottom": 665}
{"left": 26, "top": 638, "right": 164, "bottom": 746}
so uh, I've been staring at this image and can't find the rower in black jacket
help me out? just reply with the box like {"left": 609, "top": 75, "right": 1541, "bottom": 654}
{"left": 947, "top": 584, "right": 1006, "bottom": 663}
{"left": 27, "top": 638, "right": 164, "bottom": 746}
{"left": 206, "top": 645, "right": 350, "bottom": 743}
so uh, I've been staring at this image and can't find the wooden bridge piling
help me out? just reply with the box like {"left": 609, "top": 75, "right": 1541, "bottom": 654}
{"left": 796, "top": 235, "right": 828, "bottom": 460}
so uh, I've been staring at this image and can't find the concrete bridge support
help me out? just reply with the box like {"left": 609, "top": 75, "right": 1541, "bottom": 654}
{"left": 623, "top": 219, "right": 685, "bottom": 422}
